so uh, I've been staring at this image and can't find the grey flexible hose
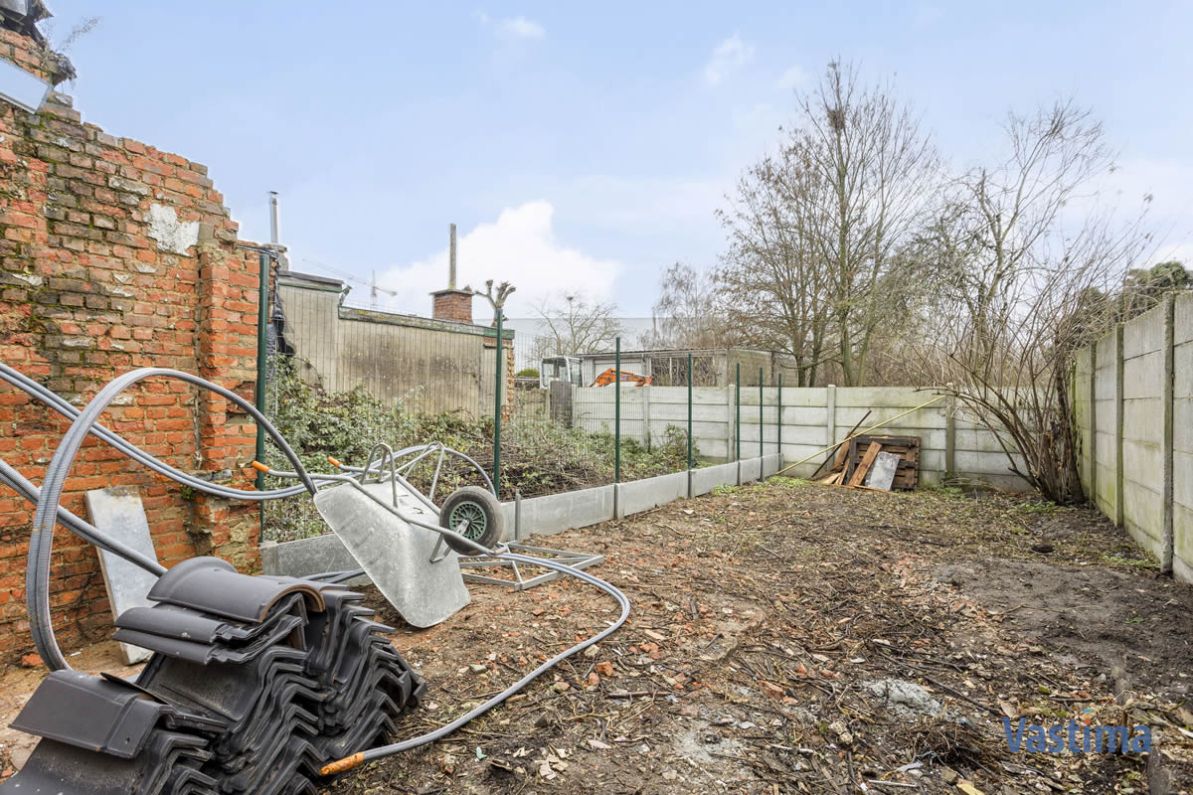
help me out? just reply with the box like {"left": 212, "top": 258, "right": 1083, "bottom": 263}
{"left": 28, "top": 367, "right": 320, "bottom": 671}
{"left": 0, "top": 459, "right": 165, "bottom": 576}
{"left": 259, "top": 469, "right": 633, "bottom": 773}
{"left": 5, "top": 362, "right": 632, "bottom": 773}
{"left": 0, "top": 362, "right": 314, "bottom": 502}
{"left": 333, "top": 550, "right": 630, "bottom": 770}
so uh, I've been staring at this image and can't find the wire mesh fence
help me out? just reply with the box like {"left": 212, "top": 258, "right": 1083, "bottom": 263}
{"left": 262, "top": 315, "right": 791, "bottom": 542}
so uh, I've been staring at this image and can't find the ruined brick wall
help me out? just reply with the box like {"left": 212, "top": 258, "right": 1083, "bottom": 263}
{"left": 0, "top": 28, "right": 263, "bottom": 660}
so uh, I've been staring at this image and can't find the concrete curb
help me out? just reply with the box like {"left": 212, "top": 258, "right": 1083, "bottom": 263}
{"left": 261, "top": 457, "right": 773, "bottom": 577}
{"left": 615, "top": 471, "right": 688, "bottom": 519}
{"left": 690, "top": 461, "right": 739, "bottom": 497}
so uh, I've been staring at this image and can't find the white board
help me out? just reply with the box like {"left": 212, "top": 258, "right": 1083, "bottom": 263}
{"left": 864, "top": 451, "right": 901, "bottom": 491}
{"left": 84, "top": 487, "right": 160, "bottom": 664}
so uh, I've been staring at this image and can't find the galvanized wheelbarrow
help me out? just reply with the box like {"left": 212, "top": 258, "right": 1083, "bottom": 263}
{"left": 277, "top": 442, "right": 506, "bottom": 628}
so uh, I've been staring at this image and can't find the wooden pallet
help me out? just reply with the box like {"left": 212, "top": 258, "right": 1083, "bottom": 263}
{"left": 844, "top": 434, "right": 920, "bottom": 490}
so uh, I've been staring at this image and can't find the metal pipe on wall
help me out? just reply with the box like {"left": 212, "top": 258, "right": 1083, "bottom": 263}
{"left": 269, "top": 191, "right": 281, "bottom": 245}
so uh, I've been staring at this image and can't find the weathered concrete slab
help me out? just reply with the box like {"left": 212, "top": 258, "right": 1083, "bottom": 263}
{"left": 738, "top": 457, "right": 763, "bottom": 484}
{"left": 1123, "top": 482, "right": 1165, "bottom": 558}
{"left": 85, "top": 487, "right": 160, "bottom": 664}
{"left": 503, "top": 484, "right": 615, "bottom": 539}
{"left": 260, "top": 534, "right": 368, "bottom": 586}
{"left": 1122, "top": 304, "right": 1166, "bottom": 359}
{"left": 1177, "top": 293, "right": 1193, "bottom": 345}
{"left": 762, "top": 453, "right": 782, "bottom": 478}
{"left": 616, "top": 471, "right": 689, "bottom": 518}
{"left": 866, "top": 452, "right": 901, "bottom": 490}
{"left": 690, "top": 462, "right": 738, "bottom": 496}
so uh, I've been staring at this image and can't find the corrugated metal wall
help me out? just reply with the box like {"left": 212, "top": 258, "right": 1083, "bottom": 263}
{"left": 278, "top": 274, "right": 508, "bottom": 417}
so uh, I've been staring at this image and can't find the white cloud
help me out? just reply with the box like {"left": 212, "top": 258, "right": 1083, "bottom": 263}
{"left": 777, "top": 65, "right": 808, "bottom": 91}
{"left": 375, "top": 201, "right": 621, "bottom": 318}
{"left": 476, "top": 12, "right": 545, "bottom": 41}
{"left": 703, "top": 34, "right": 754, "bottom": 86}
{"left": 497, "top": 16, "right": 545, "bottom": 40}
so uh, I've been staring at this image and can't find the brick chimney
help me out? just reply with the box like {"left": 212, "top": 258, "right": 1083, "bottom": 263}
{"left": 430, "top": 222, "right": 473, "bottom": 323}
{"left": 431, "top": 288, "right": 473, "bottom": 323}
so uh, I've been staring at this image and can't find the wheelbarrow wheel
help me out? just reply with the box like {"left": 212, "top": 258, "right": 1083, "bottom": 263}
{"left": 440, "top": 486, "right": 504, "bottom": 555}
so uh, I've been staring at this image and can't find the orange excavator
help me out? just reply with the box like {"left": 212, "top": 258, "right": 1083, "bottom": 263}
{"left": 591, "top": 368, "right": 652, "bottom": 387}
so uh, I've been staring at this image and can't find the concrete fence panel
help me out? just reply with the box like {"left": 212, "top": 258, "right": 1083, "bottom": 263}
{"left": 691, "top": 462, "right": 740, "bottom": 496}
{"left": 1173, "top": 293, "right": 1193, "bottom": 582}
{"left": 572, "top": 382, "right": 1031, "bottom": 489}
{"left": 1073, "top": 293, "right": 1189, "bottom": 583}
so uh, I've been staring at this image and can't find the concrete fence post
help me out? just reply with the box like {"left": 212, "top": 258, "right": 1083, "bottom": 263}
{"left": 642, "top": 386, "right": 652, "bottom": 449}
{"left": 1163, "top": 293, "right": 1176, "bottom": 572}
{"left": 944, "top": 393, "right": 957, "bottom": 479}
{"left": 1115, "top": 324, "right": 1126, "bottom": 528}
{"left": 724, "top": 384, "right": 734, "bottom": 462}
{"left": 825, "top": 384, "right": 837, "bottom": 450}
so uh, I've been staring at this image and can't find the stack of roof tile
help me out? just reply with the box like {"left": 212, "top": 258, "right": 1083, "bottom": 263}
{"left": 1, "top": 557, "right": 424, "bottom": 794}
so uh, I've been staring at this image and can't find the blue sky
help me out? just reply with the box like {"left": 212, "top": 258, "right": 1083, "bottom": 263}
{"left": 45, "top": 1, "right": 1193, "bottom": 319}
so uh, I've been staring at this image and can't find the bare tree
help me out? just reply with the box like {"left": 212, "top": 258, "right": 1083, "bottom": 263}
{"left": 714, "top": 61, "right": 938, "bottom": 385}
{"left": 927, "top": 102, "right": 1147, "bottom": 502}
{"left": 533, "top": 294, "right": 623, "bottom": 358}
{"left": 717, "top": 145, "right": 831, "bottom": 385}
{"left": 646, "top": 263, "right": 729, "bottom": 350}
{"left": 802, "top": 62, "right": 938, "bottom": 384}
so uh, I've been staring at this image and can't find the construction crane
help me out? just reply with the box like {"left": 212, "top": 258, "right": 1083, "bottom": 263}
{"left": 299, "top": 259, "right": 399, "bottom": 310}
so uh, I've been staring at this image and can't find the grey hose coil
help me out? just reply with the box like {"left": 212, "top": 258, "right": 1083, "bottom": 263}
{"left": 345, "top": 549, "right": 630, "bottom": 768}
{"left": 28, "top": 367, "right": 320, "bottom": 671}
{"left": 4, "top": 363, "right": 631, "bottom": 771}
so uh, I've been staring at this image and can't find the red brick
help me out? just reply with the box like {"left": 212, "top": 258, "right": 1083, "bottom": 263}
{"left": 0, "top": 37, "right": 263, "bottom": 662}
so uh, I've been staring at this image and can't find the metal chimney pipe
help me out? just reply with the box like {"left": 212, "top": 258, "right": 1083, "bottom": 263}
{"left": 269, "top": 191, "right": 281, "bottom": 245}
{"left": 448, "top": 223, "right": 457, "bottom": 290}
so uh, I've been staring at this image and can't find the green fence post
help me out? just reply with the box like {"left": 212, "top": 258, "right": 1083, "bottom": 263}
{"left": 687, "top": 353, "right": 693, "bottom": 470}
{"left": 758, "top": 367, "right": 764, "bottom": 460}
{"left": 493, "top": 309, "right": 504, "bottom": 499}
{"left": 777, "top": 373, "right": 783, "bottom": 456}
{"left": 254, "top": 251, "right": 269, "bottom": 490}
{"left": 734, "top": 362, "right": 741, "bottom": 462}
{"left": 614, "top": 336, "right": 621, "bottom": 484}
{"left": 255, "top": 251, "right": 269, "bottom": 540}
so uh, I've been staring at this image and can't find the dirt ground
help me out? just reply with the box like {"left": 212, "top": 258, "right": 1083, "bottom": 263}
{"left": 330, "top": 479, "right": 1193, "bottom": 794}
{"left": 2, "top": 479, "right": 1192, "bottom": 793}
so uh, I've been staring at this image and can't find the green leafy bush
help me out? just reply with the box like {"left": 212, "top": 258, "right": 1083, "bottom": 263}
{"left": 262, "top": 357, "right": 696, "bottom": 541}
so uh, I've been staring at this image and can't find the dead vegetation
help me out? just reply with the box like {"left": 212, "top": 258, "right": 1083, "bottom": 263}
{"left": 326, "top": 478, "right": 1193, "bottom": 794}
